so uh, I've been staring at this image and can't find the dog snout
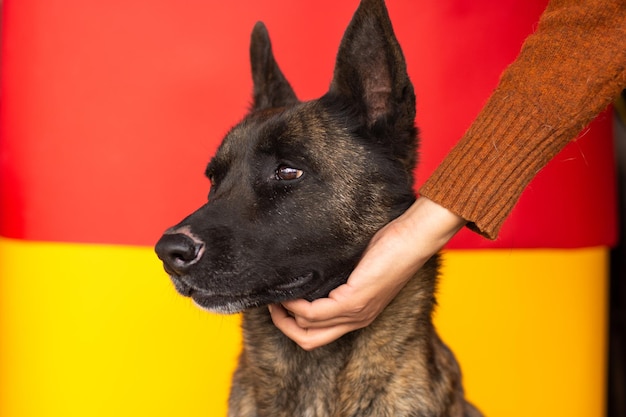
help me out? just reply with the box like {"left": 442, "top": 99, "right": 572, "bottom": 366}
{"left": 155, "top": 232, "right": 205, "bottom": 276}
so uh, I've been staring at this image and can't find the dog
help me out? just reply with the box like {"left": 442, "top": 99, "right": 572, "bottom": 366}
{"left": 155, "top": 0, "right": 481, "bottom": 415}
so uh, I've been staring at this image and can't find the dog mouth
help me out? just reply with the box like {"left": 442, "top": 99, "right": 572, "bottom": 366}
{"left": 270, "top": 272, "right": 316, "bottom": 293}
{"left": 169, "top": 271, "right": 318, "bottom": 314}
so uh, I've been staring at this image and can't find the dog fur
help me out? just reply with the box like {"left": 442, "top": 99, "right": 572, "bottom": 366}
{"left": 155, "top": 0, "right": 481, "bottom": 415}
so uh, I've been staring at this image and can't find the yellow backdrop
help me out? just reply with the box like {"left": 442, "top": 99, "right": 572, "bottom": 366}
{"left": 0, "top": 237, "right": 607, "bottom": 416}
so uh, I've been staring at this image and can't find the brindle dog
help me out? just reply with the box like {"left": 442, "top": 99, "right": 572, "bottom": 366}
{"left": 155, "top": 0, "right": 481, "bottom": 415}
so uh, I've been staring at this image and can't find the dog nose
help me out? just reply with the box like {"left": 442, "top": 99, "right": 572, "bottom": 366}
{"left": 155, "top": 233, "right": 204, "bottom": 275}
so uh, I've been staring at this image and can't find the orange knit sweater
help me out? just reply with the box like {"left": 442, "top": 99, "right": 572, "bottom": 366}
{"left": 419, "top": 0, "right": 626, "bottom": 239}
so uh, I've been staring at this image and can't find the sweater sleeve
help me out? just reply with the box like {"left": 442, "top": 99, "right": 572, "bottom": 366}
{"left": 419, "top": 0, "right": 626, "bottom": 240}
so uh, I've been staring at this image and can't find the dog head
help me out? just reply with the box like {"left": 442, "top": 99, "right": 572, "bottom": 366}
{"left": 155, "top": 0, "right": 417, "bottom": 314}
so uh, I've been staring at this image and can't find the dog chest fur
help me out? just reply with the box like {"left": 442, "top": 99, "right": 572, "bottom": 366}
{"left": 227, "top": 258, "right": 474, "bottom": 417}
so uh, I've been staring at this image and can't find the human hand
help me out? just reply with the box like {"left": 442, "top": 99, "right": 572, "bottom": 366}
{"left": 269, "top": 197, "right": 466, "bottom": 350}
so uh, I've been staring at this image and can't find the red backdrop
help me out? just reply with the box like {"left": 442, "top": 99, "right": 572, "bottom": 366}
{"left": 0, "top": 0, "right": 616, "bottom": 249}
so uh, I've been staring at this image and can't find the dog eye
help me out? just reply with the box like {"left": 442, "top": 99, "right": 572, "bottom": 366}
{"left": 207, "top": 175, "right": 219, "bottom": 199}
{"left": 275, "top": 165, "right": 303, "bottom": 181}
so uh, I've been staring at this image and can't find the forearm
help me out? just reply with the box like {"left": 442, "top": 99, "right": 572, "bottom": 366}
{"left": 420, "top": 0, "right": 626, "bottom": 239}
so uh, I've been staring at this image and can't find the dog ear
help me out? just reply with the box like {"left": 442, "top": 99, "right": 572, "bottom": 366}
{"left": 326, "top": 0, "right": 416, "bottom": 133}
{"left": 250, "top": 22, "right": 299, "bottom": 111}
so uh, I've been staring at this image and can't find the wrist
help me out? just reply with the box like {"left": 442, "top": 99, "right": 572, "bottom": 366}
{"left": 397, "top": 196, "right": 467, "bottom": 253}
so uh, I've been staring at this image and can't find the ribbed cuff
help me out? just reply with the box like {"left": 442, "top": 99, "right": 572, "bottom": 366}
{"left": 419, "top": 93, "right": 568, "bottom": 240}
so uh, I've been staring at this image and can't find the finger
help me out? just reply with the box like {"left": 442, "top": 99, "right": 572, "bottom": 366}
{"left": 268, "top": 304, "right": 312, "bottom": 344}
{"left": 268, "top": 304, "right": 355, "bottom": 351}
{"left": 281, "top": 293, "right": 360, "bottom": 329}
{"left": 268, "top": 303, "right": 297, "bottom": 328}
